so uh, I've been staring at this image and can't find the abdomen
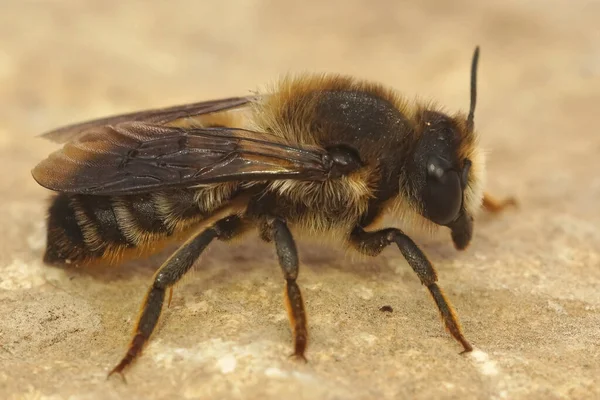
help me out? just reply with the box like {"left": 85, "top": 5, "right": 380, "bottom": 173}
{"left": 44, "top": 185, "right": 237, "bottom": 265}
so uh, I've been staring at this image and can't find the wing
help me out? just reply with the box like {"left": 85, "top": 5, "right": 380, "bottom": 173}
{"left": 41, "top": 96, "right": 255, "bottom": 144}
{"left": 32, "top": 122, "right": 332, "bottom": 195}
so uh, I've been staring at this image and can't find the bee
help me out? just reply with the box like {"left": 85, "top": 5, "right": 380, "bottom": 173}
{"left": 32, "top": 47, "right": 514, "bottom": 377}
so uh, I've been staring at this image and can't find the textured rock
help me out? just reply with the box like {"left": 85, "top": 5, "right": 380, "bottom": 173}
{"left": 0, "top": 1, "right": 598, "bottom": 399}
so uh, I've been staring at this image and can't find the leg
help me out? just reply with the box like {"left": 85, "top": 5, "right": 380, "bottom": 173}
{"left": 108, "top": 216, "right": 240, "bottom": 378}
{"left": 350, "top": 226, "right": 472, "bottom": 353}
{"left": 482, "top": 192, "right": 517, "bottom": 213}
{"left": 264, "top": 218, "right": 308, "bottom": 361}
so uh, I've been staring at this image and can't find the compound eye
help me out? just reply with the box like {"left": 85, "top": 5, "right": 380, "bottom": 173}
{"left": 422, "top": 157, "right": 462, "bottom": 225}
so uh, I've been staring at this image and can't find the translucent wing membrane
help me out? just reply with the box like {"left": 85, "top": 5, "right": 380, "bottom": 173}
{"left": 41, "top": 96, "right": 254, "bottom": 143}
{"left": 33, "top": 122, "right": 331, "bottom": 195}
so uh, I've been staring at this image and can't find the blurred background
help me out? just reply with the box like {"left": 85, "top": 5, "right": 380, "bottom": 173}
{"left": 1, "top": 1, "right": 599, "bottom": 399}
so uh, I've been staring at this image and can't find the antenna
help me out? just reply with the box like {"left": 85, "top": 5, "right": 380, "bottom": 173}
{"left": 466, "top": 46, "right": 480, "bottom": 132}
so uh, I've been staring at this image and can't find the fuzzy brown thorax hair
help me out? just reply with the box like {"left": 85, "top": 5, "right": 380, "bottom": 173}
{"left": 248, "top": 73, "right": 485, "bottom": 241}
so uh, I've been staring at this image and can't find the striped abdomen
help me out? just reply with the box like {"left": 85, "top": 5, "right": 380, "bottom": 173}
{"left": 44, "top": 186, "right": 236, "bottom": 265}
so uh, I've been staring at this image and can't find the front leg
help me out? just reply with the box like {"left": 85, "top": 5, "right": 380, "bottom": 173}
{"left": 482, "top": 192, "right": 517, "bottom": 213}
{"left": 350, "top": 226, "right": 473, "bottom": 353}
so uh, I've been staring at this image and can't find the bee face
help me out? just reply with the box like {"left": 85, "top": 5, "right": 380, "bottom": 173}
{"left": 407, "top": 110, "right": 478, "bottom": 249}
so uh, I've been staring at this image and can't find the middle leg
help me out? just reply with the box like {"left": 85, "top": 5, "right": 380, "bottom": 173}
{"left": 262, "top": 218, "right": 308, "bottom": 361}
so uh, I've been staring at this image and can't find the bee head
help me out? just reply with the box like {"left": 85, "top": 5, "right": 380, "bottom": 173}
{"left": 408, "top": 47, "right": 484, "bottom": 250}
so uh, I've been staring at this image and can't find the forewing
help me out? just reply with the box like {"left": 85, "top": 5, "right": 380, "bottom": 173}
{"left": 41, "top": 96, "right": 255, "bottom": 143}
{"left": 32, "top": 122, "right": 331, "bottom": 195}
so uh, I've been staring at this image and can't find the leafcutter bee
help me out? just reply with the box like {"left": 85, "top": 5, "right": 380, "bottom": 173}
{"left": 32, "top": 47, "right": 514, "bottom": 377}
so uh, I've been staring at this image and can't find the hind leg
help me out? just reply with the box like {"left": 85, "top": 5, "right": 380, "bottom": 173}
{"left": 108, "top": 215, "right": 242, "bottom": 378}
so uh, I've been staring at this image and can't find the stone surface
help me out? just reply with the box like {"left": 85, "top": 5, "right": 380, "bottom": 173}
{"left": 1, "top": 1, "right": 599, "bottom": 399}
